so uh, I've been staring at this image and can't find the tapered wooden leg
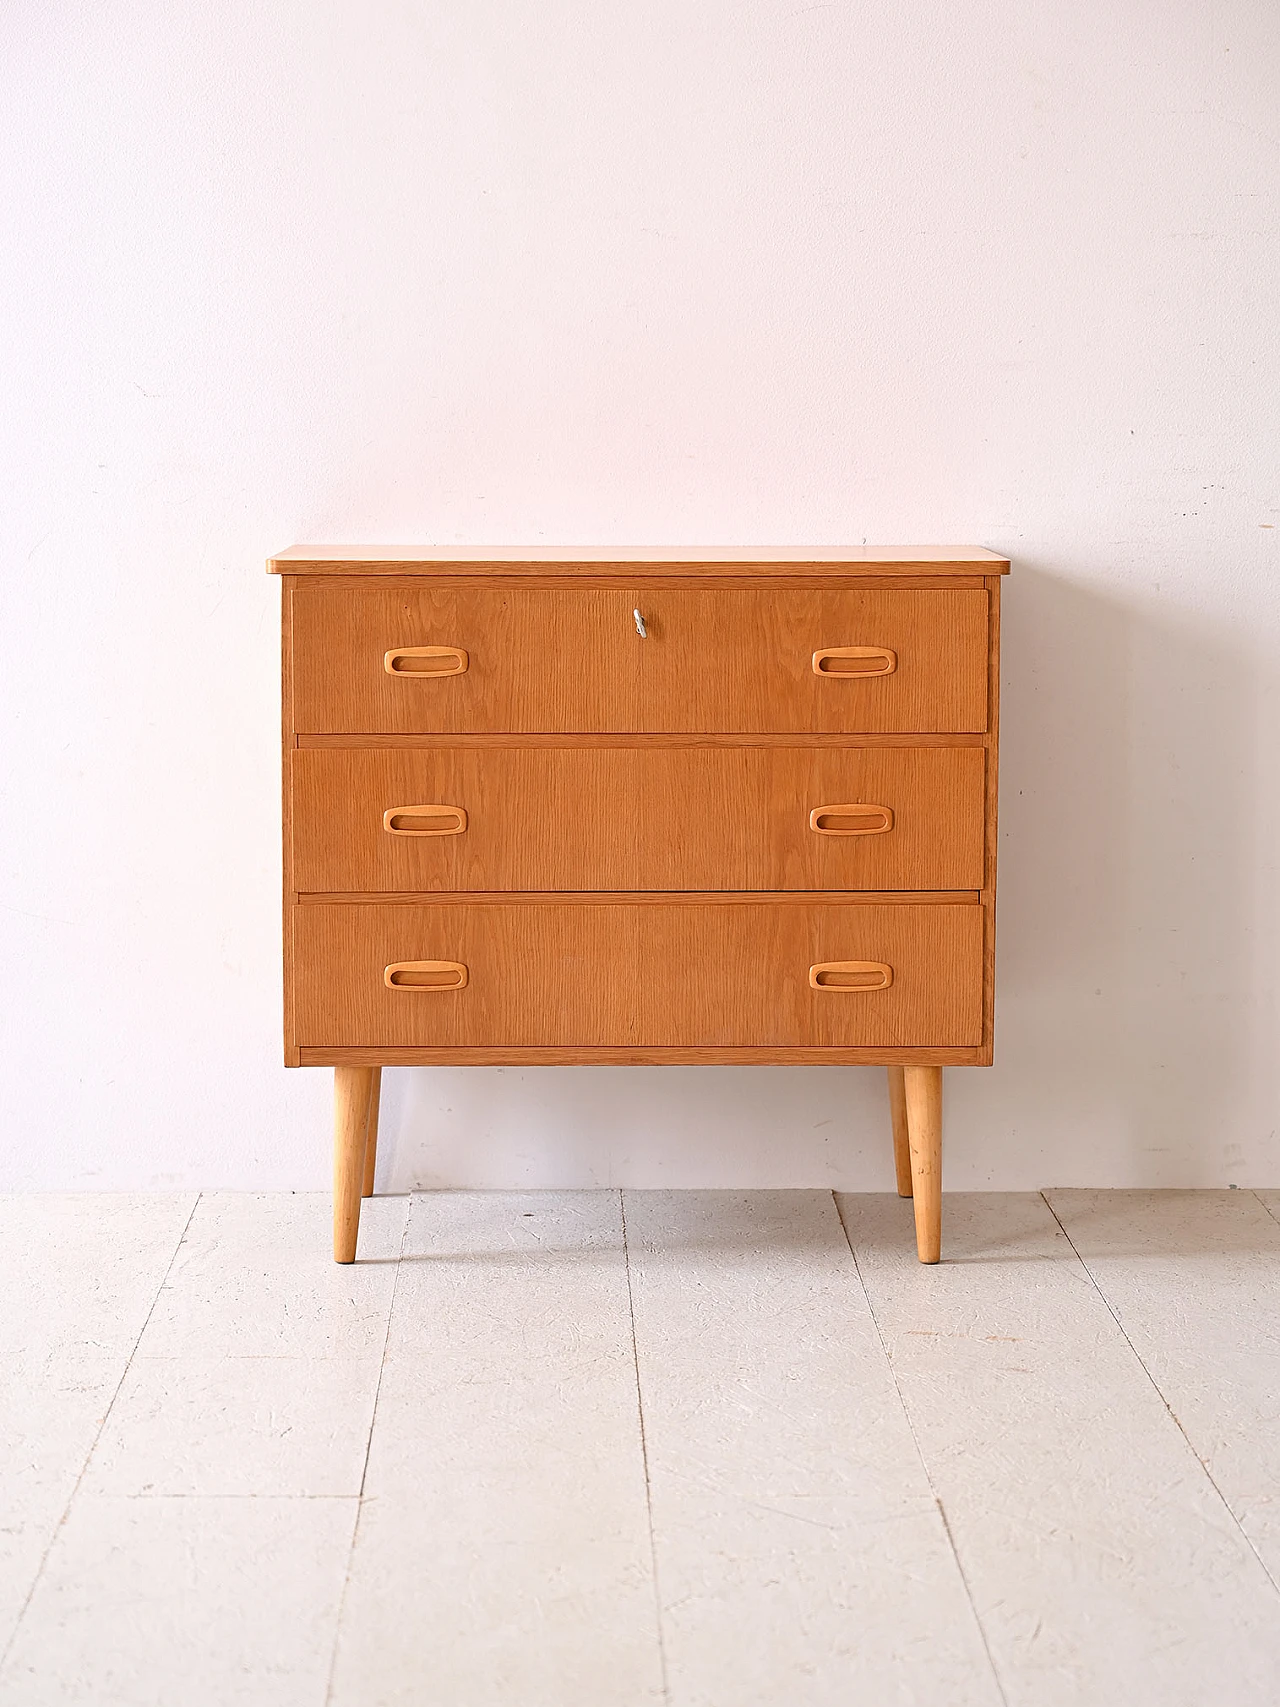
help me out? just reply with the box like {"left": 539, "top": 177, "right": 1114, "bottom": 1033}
{"left": 886, "top": 1066, "right": 913, "bottom": 1197}
{"left": 361, "top": 1067, "right": 382, "bottom": 1199}
{"left": 903, "top": 1065, "right": 943, "bottom": 1264}
{"left": 334, "top": 1065, "right": 374, "bottom": 1264}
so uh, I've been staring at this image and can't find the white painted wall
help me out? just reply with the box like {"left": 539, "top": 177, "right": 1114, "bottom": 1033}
{"left": 3, "top": 2, "right": 1278, "bottom": 1193}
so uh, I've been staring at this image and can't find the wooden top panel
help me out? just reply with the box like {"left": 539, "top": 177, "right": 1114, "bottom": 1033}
{"left": 268, "top": 544, "right": 1010, "bottom": 576}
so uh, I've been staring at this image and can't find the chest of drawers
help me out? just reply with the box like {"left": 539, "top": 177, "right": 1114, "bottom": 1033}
{"left": 270, "top": 546, "right": 1009, "bottom": 1265}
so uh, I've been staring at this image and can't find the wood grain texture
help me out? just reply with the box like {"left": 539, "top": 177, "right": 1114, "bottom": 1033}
{"left": 278, "top": 560, "right": 1005, "bottom": 1105}
{"left": 280, "top": 579, "right": 300, "bottom": 1065}
{"left": 295, "top": 890, "right": 979, "bottom": 907}
{"left": 333, "top": 1066, "right": 374, "bottom": 1263}
{"left": 299, "top": 1046, "right": 985, "bottom": 1065}
{"left": 290, "top": 745, "right": 986, "bottom": 894}
{"left": 904, "top": 1065, "right": 943, "bottom": 1263}
{"left": 269, "top": 543, "right": 1010, "bottom": 572}
{"left": 288, "top": 574, "right": 992, "bottom": 593}
{"left": 297, "top": 731, "right": 986, "bottom": 748}
{"left": 982, "top": 576, "right": 1001, "bottom": 1059}
{"left": 291, "top": 901, "right": 984, "bottom": 1052}
{"left": 289, "top": 585, "right": 989, "bottom": 734}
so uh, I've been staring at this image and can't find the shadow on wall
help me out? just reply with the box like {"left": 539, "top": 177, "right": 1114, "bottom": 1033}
{"left": 373, "top": 561, "right": 1268, "bottom": 1192}
{"left": 946, "top": 559, "right": 1263, "bottom": 1188}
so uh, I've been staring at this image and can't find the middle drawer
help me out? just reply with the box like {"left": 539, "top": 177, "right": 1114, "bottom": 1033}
{"left": 291, "top": 744, "right": 986, "bottom": 893}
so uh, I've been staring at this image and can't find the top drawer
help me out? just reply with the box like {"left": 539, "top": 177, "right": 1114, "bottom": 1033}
{"left": 289, "top": 585, "right": 989, "bottom": 735}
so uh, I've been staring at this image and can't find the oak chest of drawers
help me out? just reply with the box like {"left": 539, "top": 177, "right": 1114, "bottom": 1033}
{"left": 270, "top": 545, "right": 1009, "bottom": 1264}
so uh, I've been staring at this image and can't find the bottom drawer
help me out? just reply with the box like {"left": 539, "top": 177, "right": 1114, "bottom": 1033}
{"left": 292, "top": 901, "right": 983, "bottom": 1051}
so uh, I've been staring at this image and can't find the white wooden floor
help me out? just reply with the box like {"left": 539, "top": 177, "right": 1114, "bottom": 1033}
{"left": 3, "top": 1190, "right": 1280, "bottom": 1705}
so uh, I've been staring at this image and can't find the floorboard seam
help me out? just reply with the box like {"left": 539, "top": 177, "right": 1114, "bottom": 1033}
{"left": 833, "top": 1193, "right": 1011, "bottom": 1707}
{"left": 619, "top": 1188, "right": 671, "bottom": 1705}
{"left": 0, "top": 1189, "right": 203, "bottom": 1671}
{"left": 1040, "top": 1190, "right": 1280, "bottom": 1605}
{"left": 323, "top": 1193, "right": 412, "bottom": 1707}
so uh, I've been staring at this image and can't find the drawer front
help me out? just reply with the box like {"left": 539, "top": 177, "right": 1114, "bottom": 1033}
{"left": 290, "top": 586, "right": 989, "bottom": 734}
{"left": 291, "top": 745, "right": 986, "bottom": 893}
{"left": 292, "top": 901, "right": 984, "bottom": 1049}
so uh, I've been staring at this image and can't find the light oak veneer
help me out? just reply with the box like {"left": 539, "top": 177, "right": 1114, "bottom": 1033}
{"left": 293, "top": 900, "right": 983, "bottom": 1052}
{"left": 289, "top": 585, "right": 990, "bottom": 734}
{"left": 273, "top": 547, "right": 1007, "bottom": 1264}
{"left": 290, "top": 744, "right": 986, "bottom": 894}
{"left": 269, "top": 543, "right": 1010, "bottom": 571}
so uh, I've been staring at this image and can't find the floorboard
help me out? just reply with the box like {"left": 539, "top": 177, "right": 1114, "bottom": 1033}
{"left": 626, "top": 1188, "right": 1001, "bottom": 1706}
{"left": 837, "top": 1191, "right": 1280, "bottom": 1707}
{"left": 1, "top": 1495, "right": 355, "bottom": 1707}
{"left": 328, "top": 1190, "right": 663, "bottom": 1707}
{"left": 6, "top": 1188, "right": 1280, "bottom": 1706}
{"left": 1046, "top": 1188, "right": 1280, "bottom": 1585}
{"left": 81, "top": 1192, "right": 407, "bottom": 1501}
{"left": 0, "top": 1193, "right": 196, "bottom": 1654}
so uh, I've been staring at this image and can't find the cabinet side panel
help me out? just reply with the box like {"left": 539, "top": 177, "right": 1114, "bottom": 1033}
{"left": 982, "top": 575, "right": 1001, "bottom": 1062}
{"left": 282, "top": 575, "right": 300, "bottom": 1065}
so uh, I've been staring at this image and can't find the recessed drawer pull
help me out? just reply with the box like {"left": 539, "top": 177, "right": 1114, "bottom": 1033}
{"left": 809, "top": 961, "right": 894, "bottom": 992}
{"left": 383, "top": 646, "right": 469, "bottom": 678}
{"left": 809, "top": 804, "right": 895, "bottom": 836}
{"left": 382, "top": 804, "right": 468, "bottom": 837}
{"left": 812, "top": 646, "right": 897, "bottom": 678}
{"left": 384, "top": 960, "right": 469, "bottom": 991}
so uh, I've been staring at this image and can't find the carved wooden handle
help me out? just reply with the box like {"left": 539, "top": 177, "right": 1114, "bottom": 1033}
{"left": 382, "top": 805, "right": 468, "bottom": 837}
{"left": 384, "top": 961, "right": 469, "bottom": 991}
{"left": 809, "top": 961, "right": 894, "bottom": 991}
{"left": 812, "top": 647, "right": 897, "bottom": 678}
{"left": 809, "top": 804, "right": 895, "bottom": 836}
{"left": 383, "top": 646, "right": 469, "bottom": 678}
